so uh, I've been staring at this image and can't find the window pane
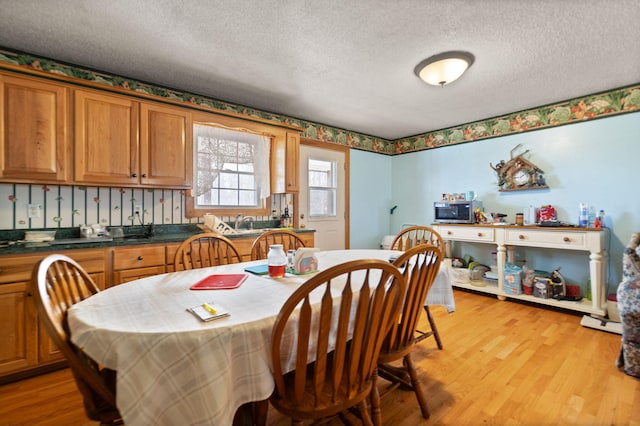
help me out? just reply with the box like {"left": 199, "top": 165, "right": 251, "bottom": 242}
{"left": 239, "top": 174, "right": 255, "bottom": 190}
{"left": 219, "top": 172, "right": 238, "bottom": 189}
{"left": 310, "top": 188, "right": 336, "bottom": 217}
{"left": 238, "top": 162, "right": 254, "bottom": 172}
{"left": 222, "top": 162, "right": 238, "bottom": 172}
{"left": 239, "top": 190, "right": 256, "bottom": 205}
{"left": 220, "top": 189, "right": 237, "bottom": 205}
{"left": 197, "top": 189, "right": 219, "bottom": 205}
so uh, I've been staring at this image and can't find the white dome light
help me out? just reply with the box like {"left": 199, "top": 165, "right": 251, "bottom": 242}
{"left": 415, "top": 51, "right": 475, "bottom": 87}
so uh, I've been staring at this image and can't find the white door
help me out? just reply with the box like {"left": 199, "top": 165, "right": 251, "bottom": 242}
{"left": 299, "top": 144, "right": 346, "bottom": 250}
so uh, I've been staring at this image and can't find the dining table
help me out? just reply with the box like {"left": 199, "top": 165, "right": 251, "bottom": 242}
{"left": 67, "top": 249, "right": 454, "bottom": 426}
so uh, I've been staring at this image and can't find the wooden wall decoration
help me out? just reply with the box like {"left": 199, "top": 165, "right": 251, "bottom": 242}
{"left": 490, "top": 144, "right": 548, "bottom": 191}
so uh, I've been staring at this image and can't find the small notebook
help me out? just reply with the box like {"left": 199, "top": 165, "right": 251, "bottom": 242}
{"left": 186, "top": 302, "right": 230, "bottom": 322}
{"left": 244, "top": 263, "right": 269, "bottom": 275}
{"left": 190, "top": 273, "right": 248, "bottom": 290}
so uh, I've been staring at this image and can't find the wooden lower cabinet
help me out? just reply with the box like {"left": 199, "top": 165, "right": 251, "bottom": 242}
{"left": 0, "top": 248, "right": 106, "bottom": 380}
{"left": 112, "top": 245, "right": 166, "bottom": 285}
{"left": 0, "top": 281, "right": 38, "bottom": 376}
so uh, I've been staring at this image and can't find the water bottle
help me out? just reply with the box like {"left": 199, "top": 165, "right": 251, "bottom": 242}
{"left": 598, "top": 210, "right": 606, "bottom": 228}
{"left": 588, "top": 206, "right": 596, "bottom": 228}
{"left": 267, "top": 244, "right": 287, "bottom": 278}
{"left": 579, "top": 203, "right": 588, "bottom": 228}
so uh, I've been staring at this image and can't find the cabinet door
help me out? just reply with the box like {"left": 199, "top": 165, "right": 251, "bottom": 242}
{"left": 285, "top": 131, "right": 300, "bottom": 192}
{"left": 74, "top": 89, "right": 139, "bottom": 185}
{"left": 140, "top": 102, "right": 192, "bottom": 187}
{"left": 271, "top": 131, "right": 301, "bottom": 193}
{"left": 0, "top": 282, "right": 38, "bottom": 375}
{"left": 114, "top": 266, "right": 166, "bottom": 284}
{"left": 0, "top": 73, "right": 69, "bottom": 182}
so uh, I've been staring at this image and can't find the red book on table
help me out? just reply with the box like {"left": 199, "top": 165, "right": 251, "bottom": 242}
{"left": 190, "top": 273, "right": 248, "bottom": 290}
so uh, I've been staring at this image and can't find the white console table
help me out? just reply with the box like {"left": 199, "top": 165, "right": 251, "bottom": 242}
{"left": 433, "top": 224, "right": 608, "bottom": 316}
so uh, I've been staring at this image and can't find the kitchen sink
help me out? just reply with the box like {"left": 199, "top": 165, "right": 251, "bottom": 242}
{"left": 123, "top": 234, "right": 154, "bottom": 240}
{"left": 49, "top": 237, "right": 114, "bottom": 245}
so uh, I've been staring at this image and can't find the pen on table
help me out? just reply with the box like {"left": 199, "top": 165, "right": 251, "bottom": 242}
{"left": 202, "top": 303, "right": 217, "bottom": 315}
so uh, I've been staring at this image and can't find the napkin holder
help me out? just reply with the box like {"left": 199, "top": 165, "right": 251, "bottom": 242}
{"left": 293, "top": 248, "right": 320, "bottom": 274}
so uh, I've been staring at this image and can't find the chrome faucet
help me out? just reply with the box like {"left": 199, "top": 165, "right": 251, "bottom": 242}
{"left": 235, "top": 214, "right": 254, "bottom": 230}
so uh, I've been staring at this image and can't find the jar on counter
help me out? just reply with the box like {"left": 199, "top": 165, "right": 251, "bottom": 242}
{"left": 267, "top": 244, "right": 287, "bottom": 278}
{"left": 515, "top": 213, "right": 524, "bottom": 226}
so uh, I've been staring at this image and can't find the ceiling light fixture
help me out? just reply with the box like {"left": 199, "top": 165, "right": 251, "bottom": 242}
{"left": 414, "top": 51, "right": 475, "bottom": 87}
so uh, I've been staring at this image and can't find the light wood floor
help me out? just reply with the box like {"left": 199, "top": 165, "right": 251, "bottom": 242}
{"left": 1, "top": 289, "right": 638, "bottom": 425}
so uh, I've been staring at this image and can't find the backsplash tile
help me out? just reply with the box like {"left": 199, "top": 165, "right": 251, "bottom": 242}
{"left": 0, "top": 183, "right": 284, "bottom": 230}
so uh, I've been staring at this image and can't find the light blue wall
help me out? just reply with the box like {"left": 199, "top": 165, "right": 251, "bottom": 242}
{"left": 349, "top": 149, "right": 393, "bottom": 248}
{"left": 388, "top": 112, "right": 640, "bottom": 295}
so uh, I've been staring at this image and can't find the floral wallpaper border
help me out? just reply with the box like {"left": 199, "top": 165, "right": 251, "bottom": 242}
{"left": 0, "top": 49, "right": 638, "bottom": 156}
{"left": 393, "top": 85, "right": 640, "bottom": 154}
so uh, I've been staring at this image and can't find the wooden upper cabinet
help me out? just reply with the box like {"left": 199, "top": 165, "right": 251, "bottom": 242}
{"left": 271, "top": 130, "right": 300, "bottom": 193}
{"left": 285, "top": 131, "right": 300, "bottom": 192}
{"left": 140, "top": 102, "right": 192, "bottom": 188}
{"left": 74, "top": 89, "right": 139, "bottom": 185}
{"left": 74, "top": 93, "right": 191, "bottom": 188}
{"left": 0, "top": 73, "right": 69, "bottom": 182}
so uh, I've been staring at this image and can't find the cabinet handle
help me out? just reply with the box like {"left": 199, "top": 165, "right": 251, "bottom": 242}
{"left": 447, "top": 231, "right": 453, "bottom": 235}
{"left": 27, "top": 291, "right": 32, "bottom": 297}
{"left": 138, "top": 256, "right": 144, "bottom": 261}
{"left": 563, "top": 237, "right": 571, "bottom": 242}
{"left": 477, "top": 232, "right": 483, "bottom": 237}
{"left": 132, "top": 173, "right": 137, "bottom": 178}
{"left": 519, "top": 234, "right": 526, "bottom": 240}
{"left": 142, "top": 173, "right": 147, "bottom": 178}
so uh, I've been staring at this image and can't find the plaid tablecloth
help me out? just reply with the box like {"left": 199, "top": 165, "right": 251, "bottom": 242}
{"left": 68, "top": 249, "right": 453, "bottom": 426}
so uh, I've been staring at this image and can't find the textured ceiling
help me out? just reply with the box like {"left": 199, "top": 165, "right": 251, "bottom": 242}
{"left": 0, "top": 0, "right": 639, "bottom": 140}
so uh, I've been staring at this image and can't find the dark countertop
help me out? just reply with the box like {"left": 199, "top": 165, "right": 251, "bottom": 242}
{"left": 0, "top": 224, "right": 315, "bottom": 255}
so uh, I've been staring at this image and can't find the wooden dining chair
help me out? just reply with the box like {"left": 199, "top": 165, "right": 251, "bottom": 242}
{"left": 250, "top": 229, "right": 307, "bottom": 261}
{"left": 391, "top": 225, "right": 446, "bottom": 349}
{"left": 173, "top": 232, "right": 242, "bottom": 271}
{"left": 270, "top": 259, "right": 406, "bottom": 426}
{"left": 391, "top": 225, "right": 444, "bottom": 251}
{"left": 378, "top": 243, "right": 443, "bottom": 419}
{"left": 32, "top": 254, "right": 122, "bottom": 426}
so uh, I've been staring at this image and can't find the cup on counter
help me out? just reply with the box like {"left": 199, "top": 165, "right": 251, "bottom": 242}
{"left": 110, "top": 227, "right": 124, "bottom": 239}
{"left": 466, "top": 191, "right": 477, "bottom": 201}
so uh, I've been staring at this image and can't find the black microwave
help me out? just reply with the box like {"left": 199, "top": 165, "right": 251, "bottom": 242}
{"left": 434, "top": 200, "right": 482, "bottom": 224}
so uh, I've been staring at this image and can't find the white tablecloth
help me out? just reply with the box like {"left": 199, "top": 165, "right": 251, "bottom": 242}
{"left": 68, "top": 249, "right": 453, "bottom": 426}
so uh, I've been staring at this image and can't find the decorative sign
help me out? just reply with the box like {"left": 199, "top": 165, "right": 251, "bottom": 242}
{"left": 490, "top": 144, "right": 548, "bottom": 191}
